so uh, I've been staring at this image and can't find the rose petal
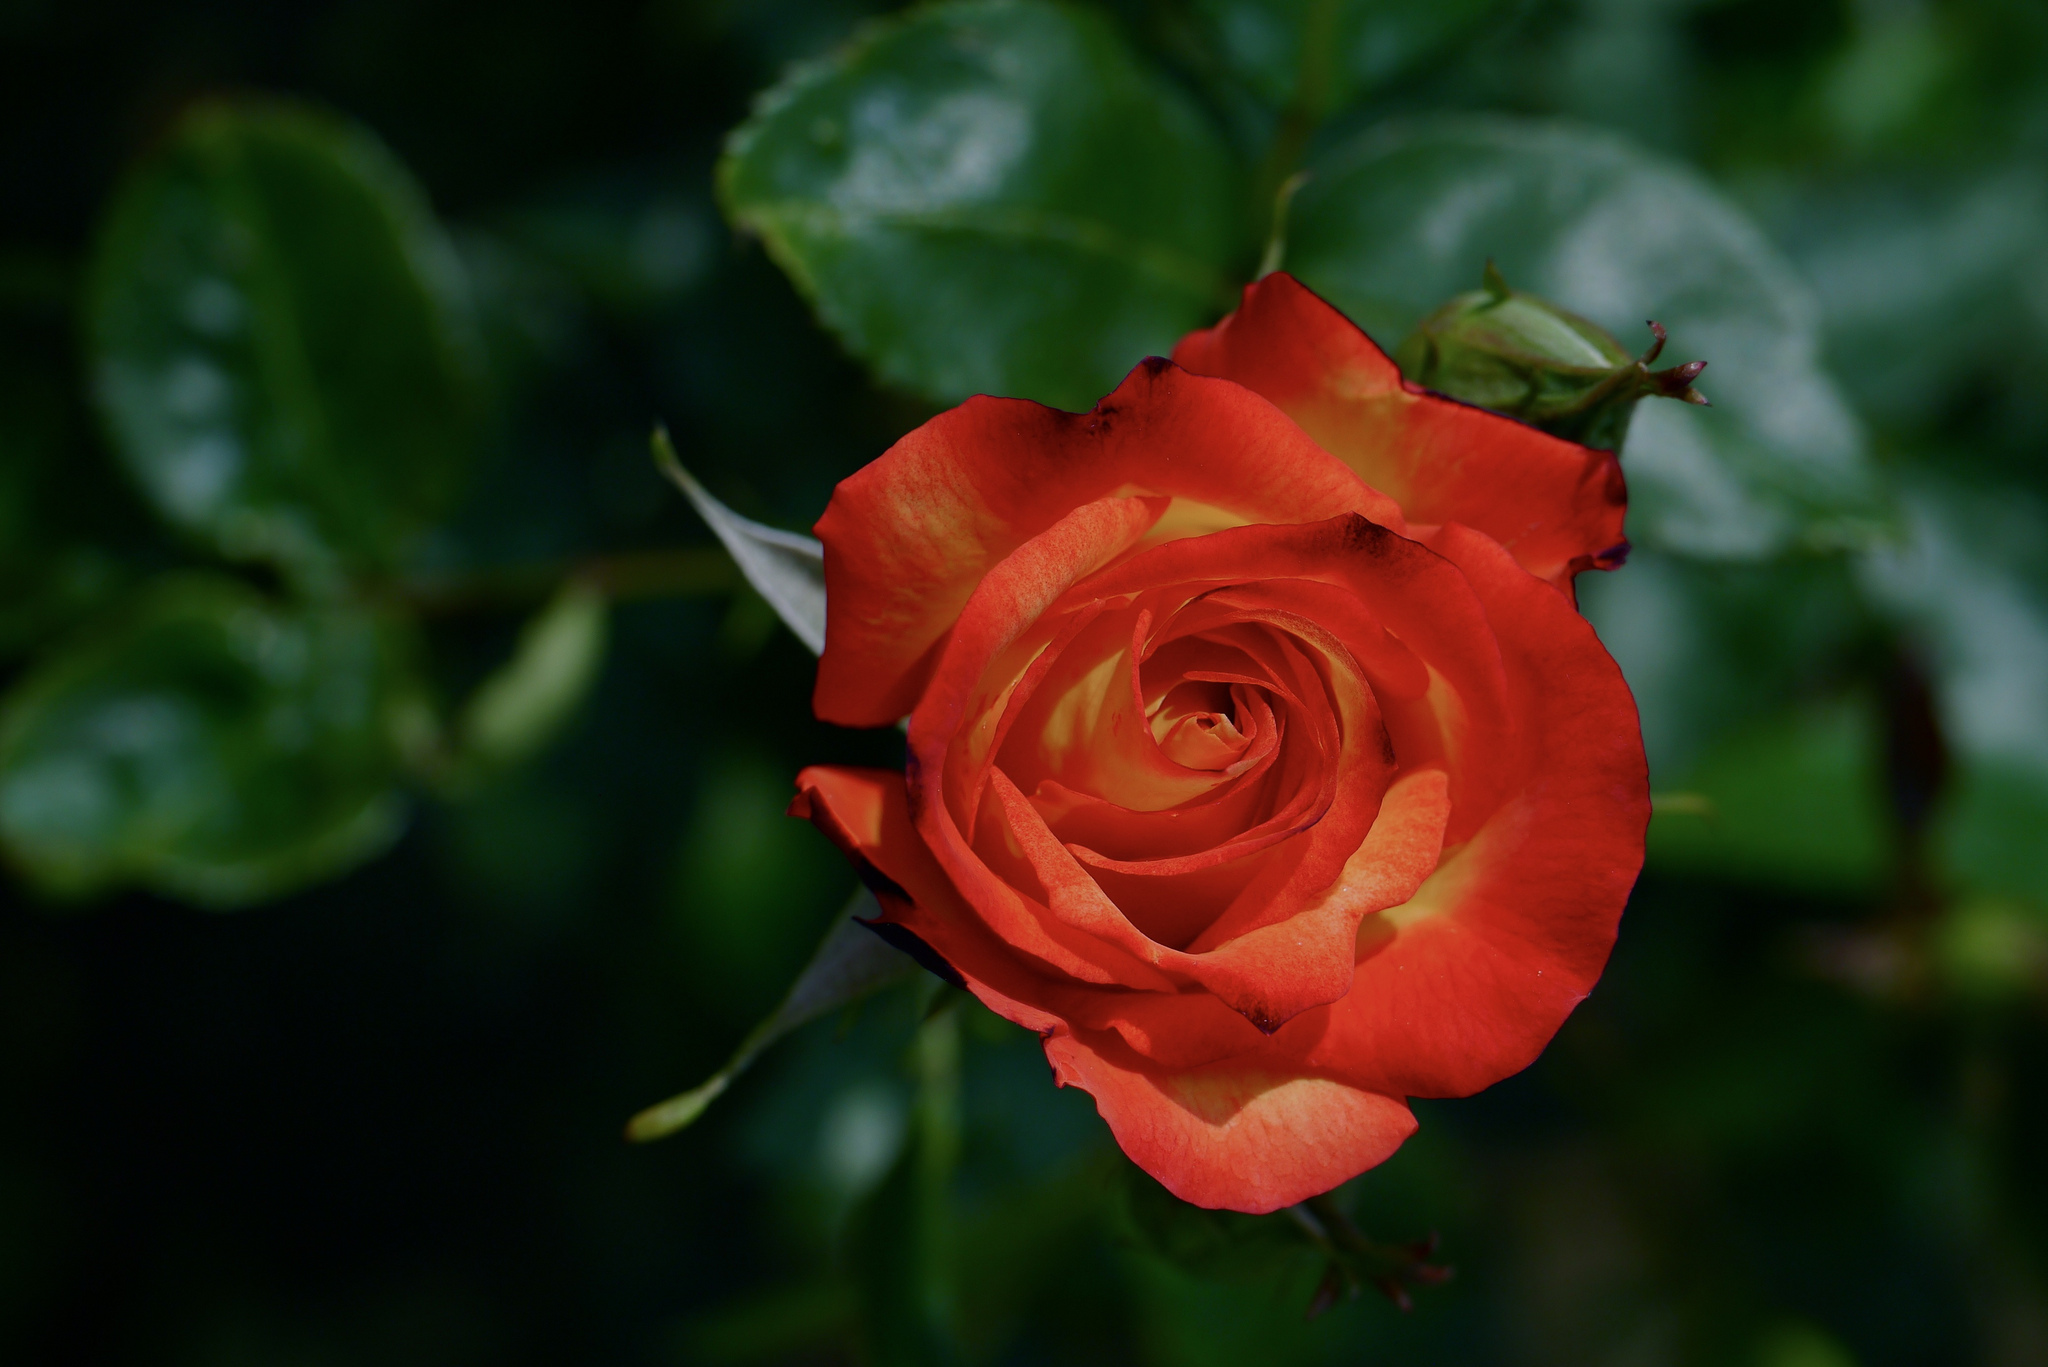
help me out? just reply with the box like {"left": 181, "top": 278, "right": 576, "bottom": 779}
{"left": 917, "top": 497, "right": 1172, "bottom": 822}
{"left": 1188, "top": 766, "right": 1450, "bottom": 954}
{"left": 996, "top": 604, "right": 1250, "bottom": 815}
{"left": 1043, "top": 1030, "right": 1417, "bottom": 1214}
{"left": 1172, "top": 273, "right": 1628, "bottom": 591}
{"left": 1301, "top": 524, "right": 1648, "bottom": 1096}
{"left": 794, "top": 763, "right": 1177, "bottom": 993}
{"left": 1071, "top": 515, "right": 1514, "bottom": 841}
{"left": 973, "top": 759, "right": 1442, "bottom": 1035}
{"left": 814, "top": 356, "right": 1406, "bottom": 726}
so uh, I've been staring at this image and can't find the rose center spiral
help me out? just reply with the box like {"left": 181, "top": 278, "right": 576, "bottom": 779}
{"left": 1148, "top": 679, "right": 1253, "bottom": 772}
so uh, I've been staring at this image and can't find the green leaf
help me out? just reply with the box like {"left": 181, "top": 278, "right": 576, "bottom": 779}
{"left": 654, "top": 429, "right": 825, "bottom": 654}
{"left": 1646, "top": 698, "right": 1892, "bottom": 897}
{"left": 1775, "top": 169, "right": 2048, "bottom": 438}
{"left": 0, "top": 341, "right": 131, "bottom": 657}
{"left": 627, "top": 887, "right": 918, "bottom": 1141}
{"left": 0, "top": 574, "right": 415, "bottom": 907}
{"left": 86, "top": 99, "right": 482, "bottom": 580}
{"left": 1285, "top": 116, "right": 1888, "bottom": 559}
{"left": 457, "top": 579, "right": 609, "bottom": 771}
{"left": 1860, "top": 479, "right": 2048, "bottom": 906}
{"left": 720, "top": 0, "right": 1241, "bottom": 410}
{"left": 1181, "top": 0, "right": 1503, "bottom": 120}
{"left": 1579, "top": 547, "right": 1877, "bottom": 784}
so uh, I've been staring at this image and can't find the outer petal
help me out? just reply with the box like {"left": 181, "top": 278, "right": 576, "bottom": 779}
{"left": 1302, "top": 523, "right": 1649, "bottom": 1096}
{"left": 1171, "top": 273, "right": 1628, "bottom": 589}
{"left": 792, "top": 764, "right": 1419, "bottom": 1214}
{"left": 813, "top": 356, "right": 1405, "bottom": 727}
{"left": 790, "top": 764, "right": 1076, "bottom": 1025}
{"left": 1044, "top": 1032, "right": 1416, "bottom": 1214}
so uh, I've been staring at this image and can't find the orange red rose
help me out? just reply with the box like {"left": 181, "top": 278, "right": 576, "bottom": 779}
{"left": 791, "top": 274, "right": 1648, "bottom": 1213}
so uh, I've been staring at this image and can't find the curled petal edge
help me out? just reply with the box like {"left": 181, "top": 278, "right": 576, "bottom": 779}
{"left": 790, "top": 763, "right": 1419, "bottom": 1213}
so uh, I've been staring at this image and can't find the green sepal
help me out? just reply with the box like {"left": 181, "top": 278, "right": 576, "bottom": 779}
{"left": 1395, "top": 261, "right": 1707, "bottom": 453}
{"left": 626, "top": 888, "right": 919, "bottom": 1141}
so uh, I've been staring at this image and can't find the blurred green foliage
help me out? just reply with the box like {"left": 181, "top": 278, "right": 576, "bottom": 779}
{"left": 88, "top": 100, "right": 483, "bottom": 581}
{"left": 1176, "top": 0, "right": 1502, "bottom": 121}
{"left": 0, "top": 574, "right": 416, "bottom": 906}
{"left": 5, "top": 0, "right": 2048, "bottom": 1364}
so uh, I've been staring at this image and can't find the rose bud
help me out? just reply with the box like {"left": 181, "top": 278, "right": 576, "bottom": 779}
{"left": 1394, "top": 261, "right": 1708, "bottom": 454}
{"left": 791, "top": 273, "right": 1648, "bottom": 1213}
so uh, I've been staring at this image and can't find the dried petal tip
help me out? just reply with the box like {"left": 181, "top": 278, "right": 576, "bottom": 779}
{"left": 1242, "top": 1006, "right": 1285, "bottom": 1035}
{"left": 1653, "top": 358, "right": 1711, "bottom": 405}
{"left": 1640, "top": 319, "right": 1669, "bottom": 365}
{"left": 1395, "top": 267, "right": 1711, "bottom": 453}
{"left": 1640, "top": 322, "right": 1710, "bottom": 404}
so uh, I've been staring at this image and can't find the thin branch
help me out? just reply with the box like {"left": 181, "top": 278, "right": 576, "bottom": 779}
{"left": 386, "top": 547, "right": 737, "bottom": 615}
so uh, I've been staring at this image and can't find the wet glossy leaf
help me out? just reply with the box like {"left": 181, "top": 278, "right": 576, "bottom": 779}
{"left": 1182, "top": 0, "right": 1503, "bottom": 119}
{"left": 1285, "top": 116, "right": 1888, "bottom": 559}
{"left": 87, "top": 99, "right": 482, "bottom": 579}
{"left": 0, "top": 575, "right": 415, "bottom": 907}
{"left": 720, "top": 0, "right": 1241, "bottom": 410}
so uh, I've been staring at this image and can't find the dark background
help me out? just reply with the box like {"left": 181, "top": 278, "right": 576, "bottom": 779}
{"left": 4, "top": 1, "right": 2048, "bottom": 1364}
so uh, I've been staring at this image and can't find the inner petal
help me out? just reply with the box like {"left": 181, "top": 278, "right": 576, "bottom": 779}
{"left": 1149, "top": 679, "right": 1251, "bottom": 771}
{"left": 997, "top": 601, "right": 1279, "bottom": 814}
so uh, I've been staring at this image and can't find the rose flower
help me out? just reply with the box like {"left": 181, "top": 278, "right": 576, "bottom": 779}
{"left": 791, "top": 274, "right": 1648, "bottom": 1214}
